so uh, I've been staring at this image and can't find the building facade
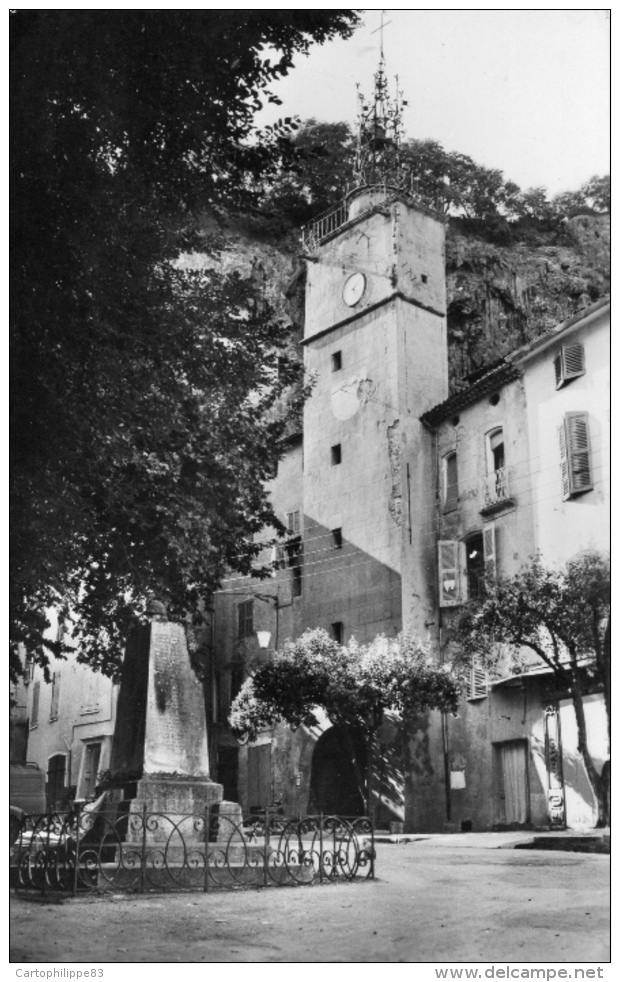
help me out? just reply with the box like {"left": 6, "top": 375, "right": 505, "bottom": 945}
{"left": 18, "top": 614, "right": 118, "bottom": 811}
{"left": 15, "top": 51, "right": 608, "bottom": 831}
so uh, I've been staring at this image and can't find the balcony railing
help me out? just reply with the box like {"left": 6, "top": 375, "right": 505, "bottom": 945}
{"left": 482, "top": 466, "right": 513, "bottom": 511}
{"left": 301, "top": 202, "right": 348, "bottom": 253}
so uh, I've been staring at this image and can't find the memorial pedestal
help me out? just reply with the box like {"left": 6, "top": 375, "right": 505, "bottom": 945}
{"left": 109, "top": 618, "right": 224, "bottom": 849}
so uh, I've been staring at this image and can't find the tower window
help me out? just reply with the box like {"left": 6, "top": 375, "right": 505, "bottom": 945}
{"left": 443, "top": 452, "right": 458, "bottom": 512}
{"left": 331, "top": 351, "right": 342, "bottom": 372}
{"left": 331, "top": 622, "right": 344, "bottom": 644}
{"left": 286, "top": 510, "right": 301, "bottom": 534}
{"left": 331, "top": 444, "right": 342, "bottom": 466}
{"left": 421, "top": 274, "right": 428, "bottom": 284}
{"left": 331, "top": 528, "right": 343, "bottom": 550}
{"left": 237, "top": 600, "right": 254, "bottom": 638}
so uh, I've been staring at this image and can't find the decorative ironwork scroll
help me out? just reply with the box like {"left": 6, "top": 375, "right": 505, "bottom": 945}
{"left": 10, "top": 806, "right": 375, "bottom": 894}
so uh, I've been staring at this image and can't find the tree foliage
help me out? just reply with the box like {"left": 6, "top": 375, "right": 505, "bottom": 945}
{"left": 229, "top": 628, "right": 459, "bottom": 814}
{"left": 10, "top": 10, "right": 360, "bottom": 679}
{"left": 453, "top": 551, "right": 610, "bottom": 824}
{"left": 264, "top": 121, "right": 609, "bottom": 244}
{"left": 263, "top": 119, "right": 357, "bottom": 226}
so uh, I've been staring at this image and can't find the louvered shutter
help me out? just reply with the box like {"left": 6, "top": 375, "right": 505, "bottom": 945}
{"left": 270, "top": 544, "right": 286, "bottom": 571}
{"left": 31, "top": 681, "right": 40, "bottom": 727}
{"left": 563, "top": 343, "right": 585, "bottom": 381}
{"left": 438, "top": 540, "right": 460, "bottom": 606}
{"left": 565, "top": 412, "right": 593, "bottom": 495}
{"left": 468, "top": 655, "right": 488, "bottom": 699}
{"left": 50, "top": 672, "right": 61, "bottom": 719}
{"left": 558, "top": 420, "right": 570, "bottom": 499}
{"left": 483, "top": 523, "right": 497, "bottom": 581}
{"left": 555, "top": 343, "right": 585, "bottom": 388}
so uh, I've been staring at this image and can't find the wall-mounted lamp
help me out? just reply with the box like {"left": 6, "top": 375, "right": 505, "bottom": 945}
{"left": 256, "top": 631, "right": 272, "bottom": 650}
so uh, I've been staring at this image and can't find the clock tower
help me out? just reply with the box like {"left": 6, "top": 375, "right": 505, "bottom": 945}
{"left": 301, "top": 56, "right": 449, "bottom": 653}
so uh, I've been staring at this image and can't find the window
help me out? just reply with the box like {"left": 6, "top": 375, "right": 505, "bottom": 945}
{"left": 49, "top": 672, "right": 61, "bottom": 721}
{"left": 489, "top": 427, "right": 505, "bottom": 472}
{"left": 331, "top": 527, "right": 343, "bottom": 550}
{"left": 331, "top": 444, "right": 342, "bottom": 466}
{"left": 286, "top": 511, "right": 301, "bottom": 535}
{"left": 331, "top": 622, "right": 344, "bottom": 644}
{"left": 30, "top": 681, "right": 40, "bottom": 728}
{"left": 237, "top": 600, "right": 254, "bottom": 638}
{"left": 331, "top": 351, "right": 342, "bottom": 372}
{"left": 79, "top": 742, "right": 102, "bottom": 800}
{"left": 465, "top": 533, "right": 485, "bottom": 601}
{"left": 438, "top": 525, "right": 496, "bottom": 607}
{"left": 286, "top": 537, "right": 303, "bottom": 597}
{"left": 559, "top": 412, "right": 593, "bottom": 499}
{"left": 271, "top": 543, "right": 286, "bottom": 571}
{"left": 554, "top": 343, "right": 585, "bottom": 389}
{"left": 421, "top": 274, "right": 428, "bottom": 284}
{"left": 443, "top": 452, "right": 458, "bottom": 512}
{"left": 466, "top": 656, "right": 488, "bottom": 700}
{"left": 484, "top": 427, "right": 510, "bottom": 508}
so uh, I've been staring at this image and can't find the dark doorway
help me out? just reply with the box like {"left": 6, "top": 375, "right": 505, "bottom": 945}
{"left": 47, "top": 753, "right": 66, "bottom": 811}
{"left": 217, "top": 745, "right": 239, "bottom": 803}
{"left": 309, "top": 725, "right": 367, "bottom": 817}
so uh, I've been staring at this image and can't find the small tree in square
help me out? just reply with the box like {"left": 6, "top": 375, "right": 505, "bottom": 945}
{"left": 229, "top": 628, "right": 460, "bottom": 819}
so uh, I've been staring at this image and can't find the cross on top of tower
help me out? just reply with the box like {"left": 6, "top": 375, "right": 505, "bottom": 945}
{"left": 354, "top": 12, "right": 408, "bottom": 189}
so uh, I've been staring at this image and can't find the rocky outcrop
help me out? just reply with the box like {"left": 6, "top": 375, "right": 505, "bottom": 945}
{"left": 200, "top": 210, "right": 609, "bottom": 394}
{"left": 445, "top": 214, "right": 609, "bottom": 384}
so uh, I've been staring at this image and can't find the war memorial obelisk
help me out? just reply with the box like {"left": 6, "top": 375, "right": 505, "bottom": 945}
{"left": 109, "top": 603, "right": 224, "bottom": 818}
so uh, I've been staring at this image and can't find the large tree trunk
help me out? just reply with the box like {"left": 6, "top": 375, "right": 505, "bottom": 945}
{"left": 570, "top": 671, "right": 608, "bottom": 827}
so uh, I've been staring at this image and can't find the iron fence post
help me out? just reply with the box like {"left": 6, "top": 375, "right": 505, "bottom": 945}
{"left": 263, "top": 808, "right": 270, "bottom": 888}
{"left": 140, "top": 803, "right": 148, "bottom": 892}
{"left": 318, "top": 813, "right": 324, "bottom": 883}
{"left": 203, "top": 805, "right": 210, "bottom": 893}
{"left": 73, "top": 803, "right": 82, "bottom": 897}
{"left": 370, "top": 820, "right": 375, "bottom": 880}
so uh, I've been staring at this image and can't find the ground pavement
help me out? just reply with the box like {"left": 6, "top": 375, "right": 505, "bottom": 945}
{"left": 10, "top": 835, "right": 610, "bottom": 964}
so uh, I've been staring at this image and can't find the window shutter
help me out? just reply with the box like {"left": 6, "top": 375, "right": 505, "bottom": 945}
{"left": 438, "top": 540, "right": 460, "bottom": 606}
{"left": 560, "top": 412, "right": 593, "bottom": 498}
{"left": 31, "top": 681, "right": 40, "bottom": 727}
{"left": 555, "top": 343, "right": 585, "bottom": 388}
{"left": 270, "top": 544, "right": 286, "bottom": 571}
{"left": 563, "top": 343, "right": 585, "bottom": 380}
{"left": 558, "top": 421, "right": 570, "bottom": 499}
{"left": 467, "top": 655, "right": 488, "bottom": 699}
{"left": 50, "top": 672, "right": 61, "bottom": 719}
{"left": 483, "top": 523, "right": 497, "bottom": 581}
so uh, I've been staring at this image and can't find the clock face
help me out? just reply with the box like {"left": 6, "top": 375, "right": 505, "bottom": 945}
{"left": 342, "top": 272, "right": 366, "bottom": 307}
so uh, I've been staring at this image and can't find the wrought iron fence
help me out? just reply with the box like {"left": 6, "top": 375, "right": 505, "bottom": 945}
{"left": 10, "top": 806, "right": 375, "bottom": 894}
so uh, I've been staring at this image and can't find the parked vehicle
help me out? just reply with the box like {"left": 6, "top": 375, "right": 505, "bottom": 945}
{"left": 9, "top": 762, "right": 46, "bottom": 843}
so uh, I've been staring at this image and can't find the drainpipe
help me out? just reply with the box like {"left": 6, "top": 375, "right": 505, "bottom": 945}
{"left": 427, "top": 421, "right": 452, "bottom": 823}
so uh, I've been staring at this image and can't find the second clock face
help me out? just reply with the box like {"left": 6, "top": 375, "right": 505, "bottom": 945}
{"left": 342, "top": 271, "right": 366, "bottom": 307}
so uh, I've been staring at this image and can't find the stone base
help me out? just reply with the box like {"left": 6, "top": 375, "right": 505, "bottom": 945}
{"left": 131, "top": 776, "right": 223, "bottom": 813}
{"left": 123, "top": 777, "right": 224, "bottom": 850}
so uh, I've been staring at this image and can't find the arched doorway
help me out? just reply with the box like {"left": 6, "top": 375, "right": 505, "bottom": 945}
{"left": 308, "top": 725, "right": 367, "bottom": 817}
